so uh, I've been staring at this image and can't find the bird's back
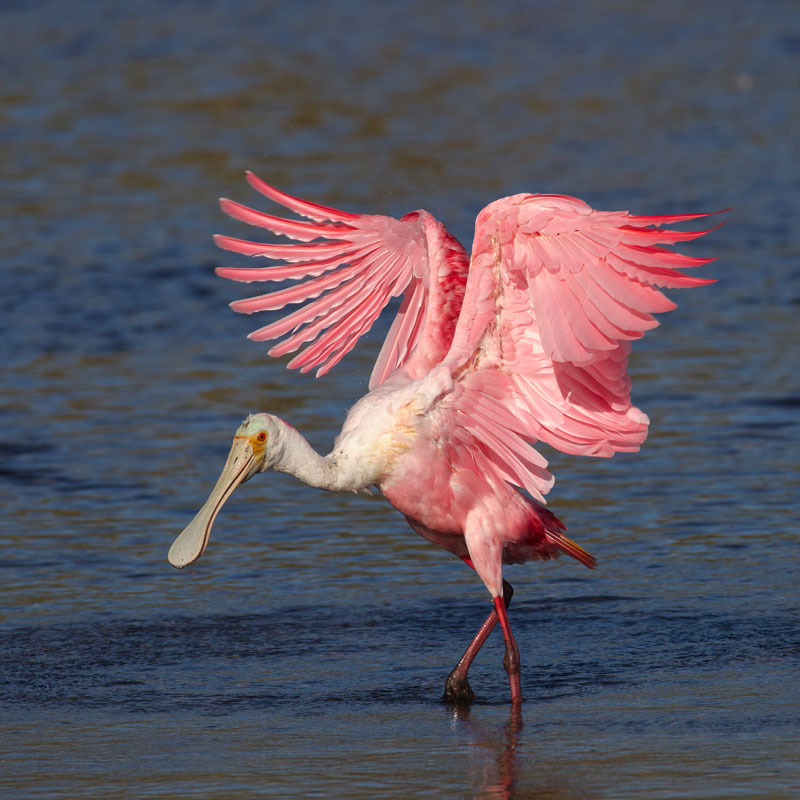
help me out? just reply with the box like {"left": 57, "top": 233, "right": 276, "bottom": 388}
{"left": 387, "top": 212, "right": 469, "bottom": 383}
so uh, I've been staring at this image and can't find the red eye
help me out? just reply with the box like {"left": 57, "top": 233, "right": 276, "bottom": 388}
{"left": 256, "top": 432, "right": 267, "bottom": 443}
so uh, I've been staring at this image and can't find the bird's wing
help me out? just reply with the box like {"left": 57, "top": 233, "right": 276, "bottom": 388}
{"left": 432, "top": 193, "right": 719, "bottom": 502}
{"left": 216, "top": 172, "right": 461, "bottom": 387}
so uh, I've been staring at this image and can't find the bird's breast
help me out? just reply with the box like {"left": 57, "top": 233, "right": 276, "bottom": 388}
{"left": 330, "top": 368, "right": 454, "bottom": 491}
{"left": 329, "top": 396, "right": 419, "bottom": 490}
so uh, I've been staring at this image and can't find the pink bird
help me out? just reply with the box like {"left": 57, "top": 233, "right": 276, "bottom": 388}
{"left": 169, "top": 172, "right": 718, "bottom": 704}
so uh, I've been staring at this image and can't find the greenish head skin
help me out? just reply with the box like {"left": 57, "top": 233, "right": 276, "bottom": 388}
{"left": 235, "top": 412, "right": 277, "bottom": 440}
{"left": 168, "top": 413, "right": 280, "bottom": 569}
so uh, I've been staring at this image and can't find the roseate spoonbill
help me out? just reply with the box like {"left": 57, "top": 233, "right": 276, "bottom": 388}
{"left": 169, "top": 172, "right": 719, "bottom": 704}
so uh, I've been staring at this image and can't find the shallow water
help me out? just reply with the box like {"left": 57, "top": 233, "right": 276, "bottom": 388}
{"left": 2, "top": 1, "right": 799, "bottom": 798}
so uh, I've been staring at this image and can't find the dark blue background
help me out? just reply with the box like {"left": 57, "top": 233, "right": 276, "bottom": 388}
{"left": 2, "top": 1, "right": 797, "bottom": 797}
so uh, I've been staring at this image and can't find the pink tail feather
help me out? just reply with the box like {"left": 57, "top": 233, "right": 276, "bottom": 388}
{"left": 554, "top": 534, "right": 598, "bottom": 569}
{"left": 535, "top": 503, "right": 597, "bottom": 569}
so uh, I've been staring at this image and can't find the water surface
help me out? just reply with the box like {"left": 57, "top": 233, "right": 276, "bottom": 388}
{"left": 2, "top": 1, "right": 798, "bottom": 798}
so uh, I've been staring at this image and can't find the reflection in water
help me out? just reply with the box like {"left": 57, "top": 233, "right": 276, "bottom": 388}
{"left": 452, "top": 705, "right": 595, "bottom": 800}
{"left": 452, "top": 705, "right": 515, "bottom": 799}
{"left": 450, "top": 704, "right": 522, "bottom": 800}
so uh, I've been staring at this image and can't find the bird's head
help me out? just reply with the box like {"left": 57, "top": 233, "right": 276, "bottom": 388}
{"left": 167, "top": 413, "right": 280, "bottom": 569}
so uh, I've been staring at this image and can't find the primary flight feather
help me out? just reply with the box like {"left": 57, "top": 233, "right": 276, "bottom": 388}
{"left": 169, "top": 172, "right": 719, "bottom": 703}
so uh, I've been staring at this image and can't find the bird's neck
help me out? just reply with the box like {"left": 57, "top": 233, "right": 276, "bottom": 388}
{"left": 271, "top": 421, "right": 342, "bottom": 492}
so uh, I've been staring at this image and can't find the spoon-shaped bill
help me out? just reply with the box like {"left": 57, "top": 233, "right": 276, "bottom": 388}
{"left": 168, "top": 437, "right": 257, "bottom": 568}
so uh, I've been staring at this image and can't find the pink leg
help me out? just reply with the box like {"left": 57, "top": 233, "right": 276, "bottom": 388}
{"left": 494, "top": 594, "right": 523, "bottom": 704}
{"left": 444, "top": 561, "right": 514, "bottom": 704}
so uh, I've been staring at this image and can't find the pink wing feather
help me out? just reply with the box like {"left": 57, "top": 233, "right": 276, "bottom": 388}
{"left": 431, "top": 193, "right": 719, "bottom": 502}
{"left": 216, "top": 177, "right": 718, "bottom": 503}
{"left": 215, "top": 172, "right": 453, "bottom": 385}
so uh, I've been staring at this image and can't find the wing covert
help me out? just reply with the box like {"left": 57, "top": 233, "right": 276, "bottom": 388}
{"left": 433, "top": 193, "right": 720, "bottom": 501}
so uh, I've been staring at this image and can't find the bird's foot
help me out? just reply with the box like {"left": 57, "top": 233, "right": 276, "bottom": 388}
{"left": 443, "top": 670, "right": 475, "bottom": 704}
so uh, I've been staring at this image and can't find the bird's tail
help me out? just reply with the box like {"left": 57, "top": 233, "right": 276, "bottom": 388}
{"left": 536, "top": 503, "right": 597, "bottom": 569}
{"left": 554, "top": 533, "right": 597, "bottom": 569}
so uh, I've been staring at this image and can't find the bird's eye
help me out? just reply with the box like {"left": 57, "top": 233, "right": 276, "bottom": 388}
{"left": 256, "top": 432, "right": 267, "bottom": 443}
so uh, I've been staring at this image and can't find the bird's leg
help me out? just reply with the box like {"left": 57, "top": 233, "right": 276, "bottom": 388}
{"left": 444, "top": 576, "right": 514, "bottom": 704}
{"left": 494, "top": 593, "right": 522, "bottom": 704}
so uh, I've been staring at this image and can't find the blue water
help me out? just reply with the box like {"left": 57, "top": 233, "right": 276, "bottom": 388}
{"left": 2, "top": 1, "right": 799, "bottom": 797}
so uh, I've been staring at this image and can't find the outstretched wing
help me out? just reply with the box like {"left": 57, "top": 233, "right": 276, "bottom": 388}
{"left": 215, "top": 172, "right": 467, "bottom": 387}
{"left": 435, "top": 193, "right": 720, "bottom": 502}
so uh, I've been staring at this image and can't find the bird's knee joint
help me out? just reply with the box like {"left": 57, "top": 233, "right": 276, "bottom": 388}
{"left": 503, "top": 643, "right": 520, "bottom": 677}
{"left": 501, "top": 580, "right": 514, "bottom": 607}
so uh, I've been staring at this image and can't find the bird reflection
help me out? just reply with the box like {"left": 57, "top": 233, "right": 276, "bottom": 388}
{"left": 450, "top": 704, "right": 589, "bottom": 800}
